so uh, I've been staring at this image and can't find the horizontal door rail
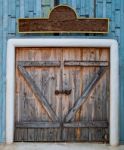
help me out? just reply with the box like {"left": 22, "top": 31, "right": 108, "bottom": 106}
{"left": 17, "top": 61, "right": 61, "bottom": 67}
{"left": 17, "top": 61, "right": 109, "bottom": 67}
{"left": 16, "top": 122, "right": 61, "bottom": 128}
{"left": 63, "top": 121, "right": 108, "bottom": 128}
{"left": 64, "top": 61, "right": 109, "bottom": 67}
{"left": 16, "top": 121, "right": 108, "bottom": 128}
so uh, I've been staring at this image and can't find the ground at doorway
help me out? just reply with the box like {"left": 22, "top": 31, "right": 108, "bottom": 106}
{"left": 0, "top": 143, "right": 124, "bottom": 150}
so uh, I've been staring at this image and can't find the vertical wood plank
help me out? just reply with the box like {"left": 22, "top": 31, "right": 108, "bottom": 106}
{"left": 28, "top": 0, "right": 34, "bottom": 17}
{"left": 102, "top": 0, "right": 106, "bottom": 17}
{"left": 110, "top": 0, "right": 115, "bottom": 37}
{"left": 114, "top": 0, "right": 121, "bottom": 42}
{"left": 106, "top": 0, "right": 113, "bottom": 37}
{"left": 24, "top": 0, "right": 29, "bottom": 18}
{"left": 71, "top": 0, "right": 76, "bottom": 10}
{"left": 59, "top": 0, "right": 67, "bottom": 4}
{"left": 8, "top": 0, "right": 16, "bottom": 36}
{"left": 96, "top": 0, "right": 103, "bottom": 17}
{"left": 120, "top": 0, "right": 124, "bottom": 143}
{"left": 89, "top": 0, "right": 95, "bottom": 17}
{"left": 20, "top": 0, "right": 24, "bottom": 17}
{"left": 80, "top": 0, "right": 85, "bottom": 17}
{"left": 1, "top": 0, "right": 8, "bottom": 143}
{"left": 35, "top": 0, "right": 42, "bottom": 17}
{"left": 41, "top": 0, "right": 54, "bottom": 17}
{"left": 16, "top": 0, "right": 20, "bottom": 19}
{"left": 85, "top": 0, "right": 90, "bottom": 17}
{"left": 0, "top": 0, "right": 3, "bottom": 142}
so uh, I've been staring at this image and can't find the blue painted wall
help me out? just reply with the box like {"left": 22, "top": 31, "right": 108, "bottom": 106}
{"left": 0, "top": 0, "right": 124, "bottom": 143}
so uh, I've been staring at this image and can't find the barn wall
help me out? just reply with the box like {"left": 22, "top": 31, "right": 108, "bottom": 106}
{"left": 0, "top": 0, "right": 124, "bottom": 143}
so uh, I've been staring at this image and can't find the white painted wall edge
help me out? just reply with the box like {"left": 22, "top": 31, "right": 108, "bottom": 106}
{"left": 6, "top": 39, "right": 119, "bottom": 146}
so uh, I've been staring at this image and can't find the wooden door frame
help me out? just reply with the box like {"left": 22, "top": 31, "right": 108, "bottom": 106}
{"left": 6, "top": 39, "right": 119, "bottom": 146}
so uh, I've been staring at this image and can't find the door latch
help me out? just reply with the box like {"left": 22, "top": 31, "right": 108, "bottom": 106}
{"left": 55, "top": 89, "right": 72, "bottom": 95}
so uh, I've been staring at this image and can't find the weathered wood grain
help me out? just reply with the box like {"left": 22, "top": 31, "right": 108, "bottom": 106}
{"left": 64, "top": 61, "right": 109, "bottom": 67}
{"left": 15, "top": 47, "right": 110, "bottom": 142}
{"left": 16, "top": 122, "right": 61, "bottom": 128}
{"left": 64, "top": 121, "right": 108, "bottom": 128}
{"left": 18, "top": 65, "right": 58, "bottom": 121}
{"left": 18, "top": 61, "right": 61, "bottom": 67}
{"left": 14, "top": 128, "right": 28, "bottom": 142}
{"left": 65, "top": 67, "right": 108, "bottom": 122}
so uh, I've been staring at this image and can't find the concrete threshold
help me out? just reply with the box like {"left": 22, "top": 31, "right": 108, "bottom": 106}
{"left": 0, "top": 143, "right": 124, "bottom": 150}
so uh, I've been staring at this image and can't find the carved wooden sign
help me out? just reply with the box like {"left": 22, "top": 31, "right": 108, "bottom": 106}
{"left": 18, "top": 5, "right": 109, "bottom": 33}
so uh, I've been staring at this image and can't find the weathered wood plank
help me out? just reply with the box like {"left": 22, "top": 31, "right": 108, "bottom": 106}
{"left": 20, "top": 0, "right": 24, "bottom": 17}
{"left": 14, "top": 128, "right": 28, "bottom": 142}
{"left": 35, "top": 0, "right": 42, "bottom": 17}
{"left": 24, "top": 0, "right": 29, "bottom": 18}
{"left": 65, "top": 67, "right": 108, "bottom": 122}
{"left": 17, "top": 61, "right": 61, "bottom": 67}
{"left": 62, "top": 48, "right": 79, "bottom": 141}
{"left": 64, "top": 61, "right": 109, "bottom": 67}
{"left": 79, "top": 47, "right": 91, "bottom": 141}
{"left": 15, "top": 47, "right": 110, "bottom": 142}
{"left": 54, "top": 0, "right": 59, "bottom": 6}
{"left": 120, "top": 0, "right": 124, "bottom": 142}
{"left": 0, "top": 0, "right": 3, "bottom": 141}
{"left": 18, "top": 18, "right": 109, "bottom": 33}
{"left": 18, "top": 65, "right": 59, "bottom": 121}
{"left": 1, "top": 0, "right": 8, "bottom": 142}
{"left": 15, "top": 48, "right": 63, "bottom": 142}
{"left": 16, "top": 122, "right": 61, "bottom": 128}
{"left": 28, "top": 128, "right": 35, "bottom": 141}
{"left": 64, "top": 121, "right": 108, "bottom": 128}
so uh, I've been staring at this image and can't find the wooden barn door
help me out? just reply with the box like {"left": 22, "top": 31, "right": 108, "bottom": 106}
{"left": 14, "top": 47, "right": 110, "bottom": 142}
